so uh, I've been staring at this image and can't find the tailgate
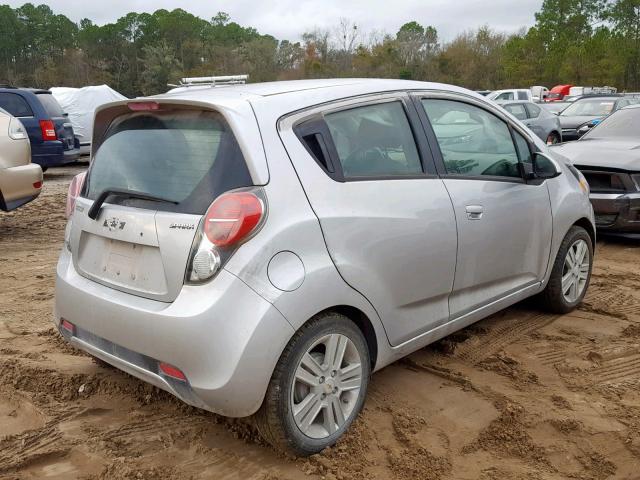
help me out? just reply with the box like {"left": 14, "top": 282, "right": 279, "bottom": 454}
{"left": 71, "top": 199, "right": 200, "bottom": 302}
{"left": 68, "top": 103, "right": 257, "bottom": 302}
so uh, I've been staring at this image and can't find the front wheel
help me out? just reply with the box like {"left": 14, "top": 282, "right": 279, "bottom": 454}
{"left": 539, "top": 226, "right": 593, "bottom": 313}
{"left": 255, "top": 312, "right": 370, "bottom": 456}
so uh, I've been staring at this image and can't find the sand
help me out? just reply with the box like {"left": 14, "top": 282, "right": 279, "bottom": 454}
{"left": 1, "top": 165, "right": 638, "bottom": 479}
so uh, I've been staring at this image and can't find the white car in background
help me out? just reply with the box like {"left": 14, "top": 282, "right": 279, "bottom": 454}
{"left": 0, "top": 108, "right": 42, "bottom": 211}
{"left": 488, "top": 89, "right": 534, "bottom": 102}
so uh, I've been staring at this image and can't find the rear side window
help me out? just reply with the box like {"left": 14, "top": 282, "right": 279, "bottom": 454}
{"left": 36, "top": 93, "right": 65, "bottom": 117}
{"left": 84, "top": 110, "right": 252, "bottom": 214}
{"left": 0, "top": 93, "right": 33, "bottom": 117}
{"left": 527, "top": 103, "right": 541, "bottom": 118}
{"left": 495, "top": 92, "right": 514, "bottom": 101}
{"left": 504, "top": 104, "right": 527, "bottom": 121}
{"left": 323, "top": 102, "right": 422, "bottom": 177}
{"left": 517, "top": 91, "right": 529, "bottom": 100}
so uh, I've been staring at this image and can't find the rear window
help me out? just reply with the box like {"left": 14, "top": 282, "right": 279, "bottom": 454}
{"left": 36, "top": 93, "right": 65, "bottom": 117}
{"left": 0, "top": 92, "right": 33, "bottom": 117}
{"left": 84, "top": 109, "right": 252, "bottom": 214}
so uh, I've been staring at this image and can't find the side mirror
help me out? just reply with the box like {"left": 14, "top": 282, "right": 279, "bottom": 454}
{"left": 532, "top": 152, "right": 561, "bottom": 179}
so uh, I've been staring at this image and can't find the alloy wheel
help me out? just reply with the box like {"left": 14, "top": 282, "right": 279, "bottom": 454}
{"left": 562, "top": 239, "right": 590, "bottom": 303}
{"left": 291, "top": 333, "right": 363, "bottom": 439}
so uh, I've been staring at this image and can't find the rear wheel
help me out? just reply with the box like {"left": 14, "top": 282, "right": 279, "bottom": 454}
{"left": 255, "top": 312, "right": 370, "bottom": 456}
{"left": 546, "top": 132, "right": 561, "bottom": 145}
{"left": 540, "top": 226, "right": 593, "bottom": 313}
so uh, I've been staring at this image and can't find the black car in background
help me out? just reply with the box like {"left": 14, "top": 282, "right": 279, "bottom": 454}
{"left": 557, "top": 95, "right": 639, "bottom": 141}
{"left": 552, "top": 105, "right": 640, "bottom": 236}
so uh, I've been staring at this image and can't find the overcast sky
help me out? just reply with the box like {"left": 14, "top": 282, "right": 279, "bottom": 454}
{"left": 5, "top": 0, "right": 543, "bottom": 42}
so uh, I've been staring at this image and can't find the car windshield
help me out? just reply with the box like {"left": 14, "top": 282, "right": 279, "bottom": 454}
{"left": 560, "top": 98, "right": 616, "bottom": 117}
{"left": 582, "top": 108, "right": 640, "bottom": 139}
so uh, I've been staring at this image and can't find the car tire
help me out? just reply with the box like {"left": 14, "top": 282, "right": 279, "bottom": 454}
{"left": 255, "top": 312, "right": 370, "bottom": 456}
{"left": 546, "top": 132, "right": 560, "bottom": 145}
{"left": 539, "top": 226, "right": 593, "bottom": 313}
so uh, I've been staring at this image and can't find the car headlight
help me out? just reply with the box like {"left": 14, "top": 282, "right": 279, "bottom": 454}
{"left": 567, "top": 164, "right": 590, "bottom": 195}
{"left": 631, "top": 173, "right": 640, "bottom": 191}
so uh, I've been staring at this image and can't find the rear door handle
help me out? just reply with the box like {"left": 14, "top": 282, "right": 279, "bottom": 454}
{"left": 465, "top": 205, "right": 484, "bottom": 220}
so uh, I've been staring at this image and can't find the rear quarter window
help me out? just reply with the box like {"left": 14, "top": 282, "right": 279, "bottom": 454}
{"left": 84, "top": 109, "right": 253, "bottom": 215}
{"left": 0, "top": 92, "right": 33, "bottom": 117}
{"left": 36, "top": 93, "right": 65, "bottom": 117}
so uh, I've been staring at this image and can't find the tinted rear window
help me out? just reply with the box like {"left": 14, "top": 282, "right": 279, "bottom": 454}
{"left": 36, "top": 93, "right": 65, "bottom": 117}
{"left": 0, "top": 92, "right": 33, "bottom": 117}
{"left": 84, "top": 109, "right": 252, "bottom": 214}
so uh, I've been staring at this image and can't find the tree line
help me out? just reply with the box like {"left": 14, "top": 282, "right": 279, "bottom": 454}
{"left": 0, "top": 0, "right": 639, "bottom": 97}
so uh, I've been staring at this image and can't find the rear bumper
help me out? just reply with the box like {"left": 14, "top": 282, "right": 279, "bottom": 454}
{"left": 590, "top": 192, "right": 640, "bottom": 234}
{"left": 54, "top": 248, "right": 294, "bottom": 417}
{"left": 0, "top": 163, "right": 43, "bottom": 211}
{"left": 32, "top": 142, "right": 80, "bottom": 167}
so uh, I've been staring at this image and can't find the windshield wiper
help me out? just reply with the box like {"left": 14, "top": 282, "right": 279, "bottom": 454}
{"left": 87, "top": 188, "right": 179, "bottom": 220}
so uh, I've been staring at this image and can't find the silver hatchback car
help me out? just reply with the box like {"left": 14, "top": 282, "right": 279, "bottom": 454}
{"left": 55, "top": 79, "right": 595, "bottom": 455}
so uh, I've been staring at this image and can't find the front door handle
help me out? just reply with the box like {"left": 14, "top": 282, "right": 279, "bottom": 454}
{"left": 465, "top": 205, "right": 484, "bottom": 220}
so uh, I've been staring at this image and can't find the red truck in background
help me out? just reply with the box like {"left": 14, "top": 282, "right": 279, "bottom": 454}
{"left": 545, "top": 84, "right": 573, "bottom": 102}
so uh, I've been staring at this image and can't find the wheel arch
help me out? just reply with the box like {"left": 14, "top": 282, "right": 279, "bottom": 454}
{"left": 573, "top": 217, "right": 596, "bottom": 248}
{"left": 311, "top": 305, "right": 379, "bottom": 371}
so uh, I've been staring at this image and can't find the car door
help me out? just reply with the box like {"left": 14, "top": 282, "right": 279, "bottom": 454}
{"left": 414, "top": 93, "right": 553, "bottom": 319}
{"left": 278, "top": 94, "right": 458, "bottom": 346}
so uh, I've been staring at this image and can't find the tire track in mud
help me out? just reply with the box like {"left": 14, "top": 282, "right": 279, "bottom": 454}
{"left": 591, "top": 353, "right": 640, "bottom": 385}
{"left": 0, "top": 409, "right": 83, "bottom": 473}
{"left": 580, "top": 284, "right": 640, "bottom": 319}
{"left": 534, "top": 344, "right": 593, "bottom": 366}
{"left": 452, "top": 312, "right": 559, "bottom": 365}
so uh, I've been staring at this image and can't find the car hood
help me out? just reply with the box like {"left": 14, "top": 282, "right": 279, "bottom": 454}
{"left": 550, "top": 138, "right": 640, "bottom": 171}
{"left": 558, "top": 115, "right": 602, "bottom": 129}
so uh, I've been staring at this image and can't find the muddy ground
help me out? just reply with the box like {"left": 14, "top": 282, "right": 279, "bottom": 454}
{"left": 1, "top": 165, "right": 639, "bottom": 479}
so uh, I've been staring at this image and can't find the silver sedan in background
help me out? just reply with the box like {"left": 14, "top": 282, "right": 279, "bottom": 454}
{"left": 499, "top": 100, "right": 563, "bottom": 145}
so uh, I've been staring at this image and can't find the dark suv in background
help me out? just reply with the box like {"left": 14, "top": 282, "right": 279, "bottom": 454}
{"left": 0, "top": 86, "right": 79, "bottom": 170}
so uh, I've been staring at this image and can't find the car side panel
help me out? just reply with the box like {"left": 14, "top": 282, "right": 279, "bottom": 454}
{"left": 222, "top": 101, "right": 391, "bottom": 368}
{"left": 543, "top": 159, "right": 596, "bottom": 283}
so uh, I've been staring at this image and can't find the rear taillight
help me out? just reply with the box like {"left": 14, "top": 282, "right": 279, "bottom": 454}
{"left": 186, "top": 189, "right": 265, "bottom": 283}
{"left": 66, "top": 172, "right": 86, "bottom": 218}
{"left": 39, "top": 119, "right": 57, "bottom": 141}
{"left": 204, "top": 192, "right": 264, "bottom": 247}
{"left": 8, "top": 117, "right": 27, "bottom": 140}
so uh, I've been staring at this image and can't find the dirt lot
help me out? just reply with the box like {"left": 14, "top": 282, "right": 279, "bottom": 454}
{"left": 1, "top": 165, "right": 639, "bottom": 479}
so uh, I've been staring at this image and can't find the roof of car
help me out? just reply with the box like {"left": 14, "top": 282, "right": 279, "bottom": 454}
{"left": 0, "top": 86, "right": 51, "bottom": 95}
{"left": 154, "top": 78, "right": 482, "bottom": 115}
{"left": 571, "top": 94, "right": 622, "bottom": 101}
{"left": 162, "top": 78, "right": 440, "bottom": 98}
{"left": 497, "top": 100, "right": 534, "bottom": 105}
